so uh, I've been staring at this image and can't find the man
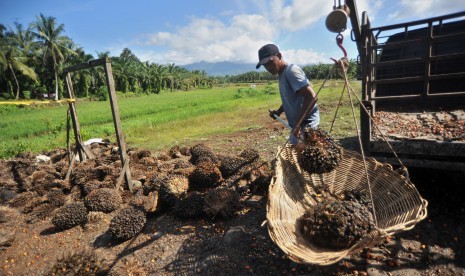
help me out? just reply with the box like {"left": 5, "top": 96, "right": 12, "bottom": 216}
{"left": 256, "top": 43, "right": 320, "bottom": 144}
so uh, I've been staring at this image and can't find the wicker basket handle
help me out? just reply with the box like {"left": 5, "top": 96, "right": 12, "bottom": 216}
{"left": 395, "top": 166, "right": 410, "bottom": 180}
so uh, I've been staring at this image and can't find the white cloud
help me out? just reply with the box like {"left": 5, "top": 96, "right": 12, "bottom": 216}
{"left": 388, "top": 0, "right": 465, "bottom": 20}
{"left": 353, "top": 0, "right": 383, "bottom": 22}
{"left": 137, "top": 0, "right": 353, "bottom": 65}
{"left": 282, "top": 48, "right": 327, "bottom": 65}
{"left": 144, "top": 32, "right": 172, "bottom": 45}
{"left": 140, "top": 14, "right": 278, "bottom": 65}
{"left": 271, "top": 0, "right": 331, "bottom": 31}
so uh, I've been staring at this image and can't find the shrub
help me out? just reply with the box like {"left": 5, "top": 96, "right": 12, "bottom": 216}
{"left": 22, "top": 91, "right": 31, "bottom": 100}
{"left": 263, "top": 84, "right": 277, "bottom": 95}
{"left": 92, "top": 86, "right": 109, "bottom": 101}
{"left": 0, "top": 93, "right": 12, "bottom": 100}
{"left": 234, "top": 87, "right": 258, "bottom": 99}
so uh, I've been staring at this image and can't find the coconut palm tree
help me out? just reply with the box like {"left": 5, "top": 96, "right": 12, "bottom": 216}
{"left": 0, "top": 24, "right": 38, "bottom": 100}
{"left": 31, "top": 13, "right": 76, "bottom": 100}
{"left": 0, "top": 48, "right": 38, "bottom": 100}
{"left": 9, "top": 23, "right": 37, "bottom": 60}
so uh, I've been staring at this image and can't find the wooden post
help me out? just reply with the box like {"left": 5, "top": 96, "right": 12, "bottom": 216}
{"left": 64, "top": 72, "right": 86, "bottom": 162}
{"left": 103, "top": 58, "right": 133, "bottom": 191}
{"left": 62, "top": 58, "right": 133, "bottom": 191}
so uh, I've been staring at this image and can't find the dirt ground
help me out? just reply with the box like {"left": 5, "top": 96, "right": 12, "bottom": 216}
{"left": 0, "top": 118, "right": 464, "bottom": 276}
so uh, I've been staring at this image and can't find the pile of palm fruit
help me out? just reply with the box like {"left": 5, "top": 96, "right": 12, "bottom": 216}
{"left": 0, "top": 142, "right": 272, "bottom": 243}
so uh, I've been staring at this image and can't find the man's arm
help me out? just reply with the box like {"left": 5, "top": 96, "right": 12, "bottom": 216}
{"left": 291, "top": 85, "right": 318, "bottom": 137}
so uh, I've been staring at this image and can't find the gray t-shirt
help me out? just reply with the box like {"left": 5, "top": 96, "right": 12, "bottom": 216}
{"left": 278, "top": 64, "right": 320, "bottom": 128}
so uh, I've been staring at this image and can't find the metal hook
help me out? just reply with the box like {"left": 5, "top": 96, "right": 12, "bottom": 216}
{"left": 336, "top": 33, "right": 348, "bottom": 59}
{"left": 330, "top": 33, "right": 348, "bottom": 65}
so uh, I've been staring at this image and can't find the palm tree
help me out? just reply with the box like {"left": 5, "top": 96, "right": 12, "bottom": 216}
{"left": 166, "top": 63, "right": 179, "bottom": 92}
{"left": 66, "top": 46, "right": 94, "bottom": 97}
{"left": 112, "top": 48, "right": 140, "bottom": 92}
{"left": 0, "top": 51, "right": 37, "bottom": 99}
{"left": 31, "top": 13, "right": 76, "bottom": 100}
{"left": 9, "top": 23, "right": 37, "bottom": 60}
{"left": 150, "top": 63, "right": 169, "bottom": 93}
{"left": 0, "top": 24, "right": 38, "bottom": 99}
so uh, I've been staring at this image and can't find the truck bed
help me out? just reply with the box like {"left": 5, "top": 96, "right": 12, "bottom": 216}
{"left": 368, "top": 109, "right": 465, "bottom": 161}
{"left": 373, "top": 109, "right": 465, "bottom": 142}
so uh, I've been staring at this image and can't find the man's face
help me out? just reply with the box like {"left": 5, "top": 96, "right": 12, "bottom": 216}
{"left": 263, "top": 55, "right": 279, "bottom": 75}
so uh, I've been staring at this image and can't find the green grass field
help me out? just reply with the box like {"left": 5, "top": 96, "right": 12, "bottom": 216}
{"left": 0, "top": 80, "right": 361, "bottom": 158}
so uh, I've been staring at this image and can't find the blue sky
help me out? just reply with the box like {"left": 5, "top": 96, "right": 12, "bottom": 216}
{"left": 2, "top": 0, "right": 465, "bottom": 66}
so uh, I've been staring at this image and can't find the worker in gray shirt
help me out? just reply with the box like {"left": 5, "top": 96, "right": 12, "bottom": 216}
{"left": 256, "top": 43, "right": 320, "bottom": 144}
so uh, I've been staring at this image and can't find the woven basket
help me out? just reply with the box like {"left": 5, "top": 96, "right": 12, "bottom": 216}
{"left": 266, "top": 146, "right": 428, "bottom": 265}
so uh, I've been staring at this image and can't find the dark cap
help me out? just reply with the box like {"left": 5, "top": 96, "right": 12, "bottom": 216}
{"left": 256, "top": 44, "right": 279, "bottom": 69}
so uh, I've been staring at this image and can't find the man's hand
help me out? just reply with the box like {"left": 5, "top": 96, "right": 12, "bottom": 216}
{"left": 269, "top": 109, "right": 280, "bottom": 120}
{"left": 291, "top": 127, "right": 300, "bottom": 139}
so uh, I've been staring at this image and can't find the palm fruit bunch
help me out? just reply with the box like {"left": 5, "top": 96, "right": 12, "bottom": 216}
{"left": 158, "top": 174, "right": 189, "bottom": 208}
{"left": 130, "top": 149, "right": 152, "bottom": 163}
{"left": 51, "top": 202, "right": 88, "bottom": 230}
{"left": 189, "top": 143, "right": 219, "bottom": 165}
{"left": 239, "top": 148, "right": 260, "bottom": 163}
{"left": 173, "top": 191, "right": 205, "bottom": 219}
{"left": 188, "top": 159, "right": 222, "bottom": 192}
{"left": 27, "top": 203, "right": 57, "bottom": 223}
{"left": 8, "top": 191, "right": 40, "bottom": 209}
{"left": 44, "top": 188, "right": 67, "bottom": 207}
{"left": 84, "top": 188, "right": 122, "bottom": 213}
{"left": 9, "top": 191, "right": 42, "bottom": 214}
{"left": 247, "top": 162, "right": 273, "bottom": 195}
{"left": 30, "top": 168, "right": 60, "bottom": 196}
{"left": 70, "top": 160, "right": 98, "bottom": 190}
{"left": 48, "top": 249, "right": 109, "bottom": 275}
{"left": 94, "top": 165, "right": 118, "bottom": 183}
{"left": 108, "top": 206, "right": 146, "bottom": 240}
{"left": 298, "top": 199, "right": 375, "bottom": 250}
{"left": 217, "top": 155, "right": 248, "bottom": 178}
{"left": 0, "top": 206, "right": 16, "bottom": 224}
{"left": 339, "top": 189, "right": 372, "bottom": 207}
{"left": 173, "top": 158, "right": 193, "bottom": 170}
{"left": 204, "top": 188, "right": 241, "bottom": 219}
{"left": 0, "top": 188, "right": 16, "bottom": 205}
{"left": 168, "top": 145, "right": 183, "bottom": 158}
{"left": 296, "top": 127, "right": 343, "bottom": 174}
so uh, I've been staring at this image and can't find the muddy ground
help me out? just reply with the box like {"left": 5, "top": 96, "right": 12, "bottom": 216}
{"left": 0, "top": 118, "right": 464, "bottom": 276}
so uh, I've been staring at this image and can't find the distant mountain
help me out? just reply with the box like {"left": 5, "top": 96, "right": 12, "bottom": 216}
{"left": 182, "top": 61, "right": 263, "bottom": 76}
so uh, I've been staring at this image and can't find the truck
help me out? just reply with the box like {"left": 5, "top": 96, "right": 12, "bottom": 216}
{"left": 344, "top": 0, "right": 465, "bottom": 170}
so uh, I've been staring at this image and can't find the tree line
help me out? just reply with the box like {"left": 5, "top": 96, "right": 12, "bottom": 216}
{"left": 1, "top": 14, "right": 359, "bottom": 101}
{"left": 220, "top": 59, "right": 359, "bottom": 84}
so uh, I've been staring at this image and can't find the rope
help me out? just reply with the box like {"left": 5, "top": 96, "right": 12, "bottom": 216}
{"left": 329, "top": 82, "right": 347, "bottom": 133}
{"left": 348, "top": 89, "right": 405, "bottom": 168}
{"left": 328, "top": 33, "right": 405, "bottom": 168}
{"left": 337, "top": 67, "right": 406, "bottom": 168}
{"left": 338, "top": 60, "right": 379, "bottom": 227}
{"left": 332, "top": 52, "right": 411, "bottom": 226}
